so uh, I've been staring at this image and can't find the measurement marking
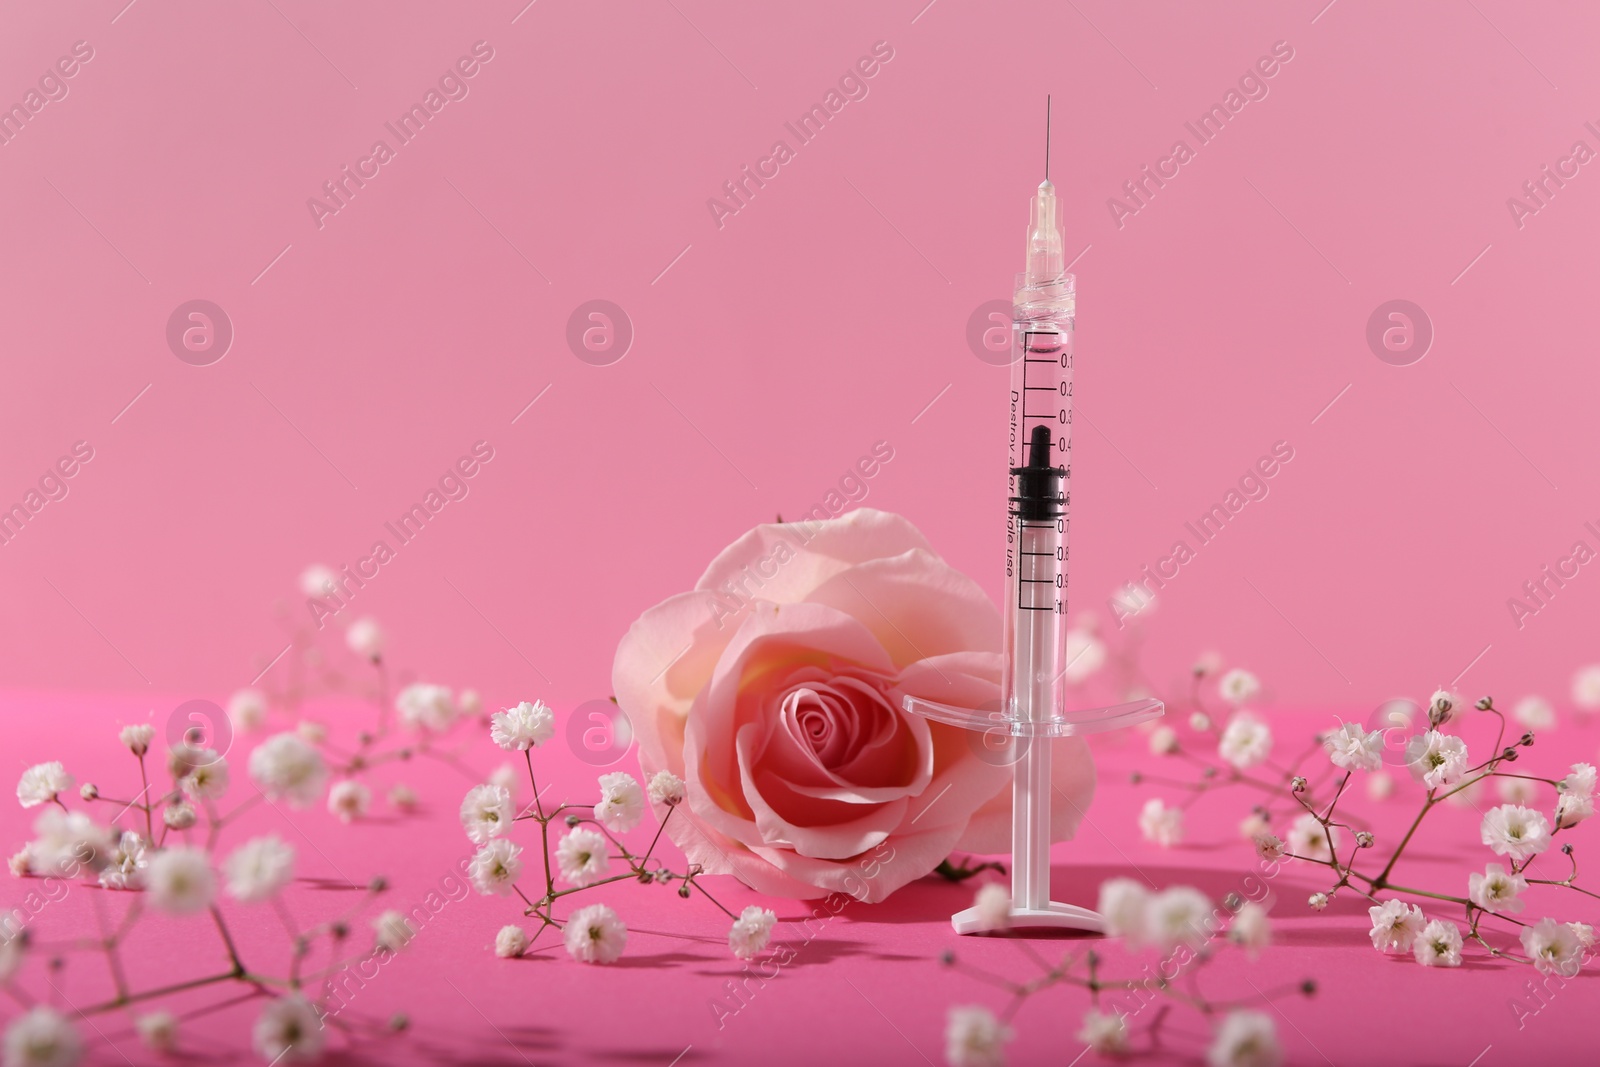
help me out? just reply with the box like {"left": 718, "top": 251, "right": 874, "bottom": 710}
{"left": 251, "top": 243, "right": 293, "bottom": 285}
{"left": 263, "top": 0, "right": 358, "bottom": 89}
{"left": 511, "top": 0, "right": 539, "bottom": 23}
{"left": 1243, "top": 176, "right": 1350, "bottom": 284}
{"left": 45, "top": 176, "right": 150, "bottom": 283}
{"left": 652, "top": 242, "right": 693, "bottom": 285}
{"left": 111, "top": 383, "right": 152, "bottom": 424}
{"left": 443, "top": 176, "right": 551, "bottom": 283}
{"left": 1450, "top": 380, "right": 1558, "bottom": 490}
{"left": 1243, "top": 576, "right": 1350, "bottom": 684}
{"left": 1451, "top": 242, "right": 1493, "bottom": 286}
{"left": 1452, "top": 643, "right": 1493, "bottom": 688}
{"left": 910, "top": 383, "right": 952, "bottom": 424}
{"left": 511, "top": 383, "right": 553, "bottom": 424}
{"left": 1310, "top": 0, "right": 1338, "bottom": 24}
{"left": 844, "top": 175, "right": 951, "bottom": 284}
{"left": 1310, "top": 382, "right": 1352, "bottom": 425}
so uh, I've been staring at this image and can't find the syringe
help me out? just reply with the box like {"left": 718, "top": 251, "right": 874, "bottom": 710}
{"left": 905, "top": 99, "right": 1163, "bottom": 934}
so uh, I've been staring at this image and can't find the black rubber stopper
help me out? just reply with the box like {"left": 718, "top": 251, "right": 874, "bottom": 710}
{"left": 1010, "top": 424, "right": 1064, "bottom": 521}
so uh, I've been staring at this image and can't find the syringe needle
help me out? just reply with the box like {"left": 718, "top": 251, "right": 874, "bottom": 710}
{"left": 1044, "top": 94, "right": 1051, "bottom": 180}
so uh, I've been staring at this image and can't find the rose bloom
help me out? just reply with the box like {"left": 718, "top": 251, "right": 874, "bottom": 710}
{"left": 614, "top": 510, "right": 1094, "bottom": 901}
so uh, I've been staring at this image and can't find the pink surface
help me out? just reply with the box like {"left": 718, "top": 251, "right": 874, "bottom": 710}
{"left": 4, "top": 0, "right": 1600, "bottom": 1063}
{"left": 0, "top": 1, "right": 1597, "bottom": 710}
{"left": 4, "top": 692, "right": 1596, "bottom": 1066}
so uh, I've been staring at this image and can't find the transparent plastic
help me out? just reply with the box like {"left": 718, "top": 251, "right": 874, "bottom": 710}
{"left": 901, "top": 178, "right": 1163, "bottom": 935}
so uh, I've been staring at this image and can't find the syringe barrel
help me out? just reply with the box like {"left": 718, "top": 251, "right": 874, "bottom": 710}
{"left": 1003, "top": 271, "right": 1075, "bottom": 724}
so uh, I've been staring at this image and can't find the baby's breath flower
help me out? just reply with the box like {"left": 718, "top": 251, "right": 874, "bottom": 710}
{"left": 972, "top": 884, "right": 1010, "bottom": 933}
{"left": 1138, "top": 797, "right": 1183, "bottom": 847}
{"left": 223, "top": 836, "right": 295, "bottom": 903}
{"left": 1097, "top": 878, "right": 1150, "bottom": 945}
{"left": 146, "top": 847, "right": 215, "bottom": 915}
{"left": 252, "top": 995, "right": 324, "bottom": 1064}
{"left": 564, "top": 903, "right": 626, "bottom": 964}
{"left": 945, "top": 1006, "right": 1012, "bottom": 1067}
{"left": 1207, "top": 1011, "right": 1279, "bottom": 1067}
{"left": 345, "top": 617, "right": 384, "bottom": 661}
{"left": 1323, "top": 721, "right": 1383, "bottom": 772}
{"left": 1368, "top": 899, "right": 1425, "bottom": 953}
{"left": 489, "top": 700, "right": 554, "bottom": 751}
{"left": 1480, "top": 804, "right": 1552, "bottom": 863}
{"left": 3, "top": 1007, "right": 82, "bottom": 1067}
{"left": 119, "top": 724, "right": 154, "bottom": 757}
{"left": 395, "top": 683, "right": 457, "bottom": 733}
{"left": 1468, "top": 863, "right": 1526, "bottom": 914}
{"left": 248, "top": 734, "right": 328, "bottom": 807}
{"left": 135, "top": 1011, "right": 178, "bottom": 1053}
{"left": 1219, "top": 669, "right": 1260, "bottom": 705}
{"left": 1556, "top": 763, "right": 1597, "bottom": 828}
{"left": 495, "top": 925, "right": 529, "bottom": 958}
{"left": 556, "top": 828, "right": 609, "bottom": 888}
{"left": 162, "top": 802, "right": 197, "bottom": 831}
{"left": 373, "top": 910, "right": 415, "bottom": 953}
{"left": 1218, "top": 713, "right": 1272, "bottom": 770}
{"left": 594, "top": 773, "right": 644, "bottom": 833}
{"left": 1075, "top": 1009, "right": 1129, "bottom": 1057}
{"left": 16, "top": 763, "right": 73, "bottom": 809}
{"left": 1521, "top": 918, "right": 1583, "bottom": 977}
{"left": 468, "top": 840, "right": 523, "bottom": 896}
{"left": 460, "top": 784, "right": 513, "bottom": 845}
{"left": 647, "top": 770, "right": 686, "bottom": 807}
{"left": 1514, "top": 696, "right": 1556, "bottom": 732}
{"left": 227, "top": 688, "right": 269, "bottom": 733}
{"left": 728, "top": 906, "right": 777, "bottom": 959}
{"left": 327, "top": 780, "right": 371, "bottom": 824}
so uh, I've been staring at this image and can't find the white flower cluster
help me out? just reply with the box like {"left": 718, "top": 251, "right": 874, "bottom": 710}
{"left": 4, "top": 718, "right": 401, "bottom": 1066}
{"left": 1096, "top": 878, "right": 1271, "bottom": 959}
{"left": 462, "top": 702, "right": 766, "bottom": 968}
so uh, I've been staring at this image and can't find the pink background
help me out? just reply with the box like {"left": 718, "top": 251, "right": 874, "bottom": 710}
{"left": 3, "top": 2, "right": 1600, "bottom": 1063}
{"left": 1, "top": 0, "right": 1597, "bottom": 711}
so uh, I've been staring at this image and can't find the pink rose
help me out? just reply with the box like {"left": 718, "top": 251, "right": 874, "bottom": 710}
{"left": 613, "top": 508, "right": 1095, "bottom": 902}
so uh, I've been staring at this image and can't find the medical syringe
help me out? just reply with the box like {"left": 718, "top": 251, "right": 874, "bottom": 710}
{"left": 905, "top": 98, "right": 1162, "bottom": 935}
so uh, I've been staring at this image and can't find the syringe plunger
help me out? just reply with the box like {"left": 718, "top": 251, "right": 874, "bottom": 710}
{"left": 1010, "top": 425, "right": 1064, "bottom": 522}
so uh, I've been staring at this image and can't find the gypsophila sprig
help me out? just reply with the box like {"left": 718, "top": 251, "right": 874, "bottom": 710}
{"left": 1132, "top": 679, "right": 1600, "bottom": 976}
{"left": 941, "top": 877, "right": 1311, "bottom": 1064}
{"left": 4, "top": 723, "right": 402, "bottom": 1064}
{"left": 238, "top": 566, "right": 493, "bottom": 818}
{"left": 462, "top": 699, "right": 777, "bottom": 965}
